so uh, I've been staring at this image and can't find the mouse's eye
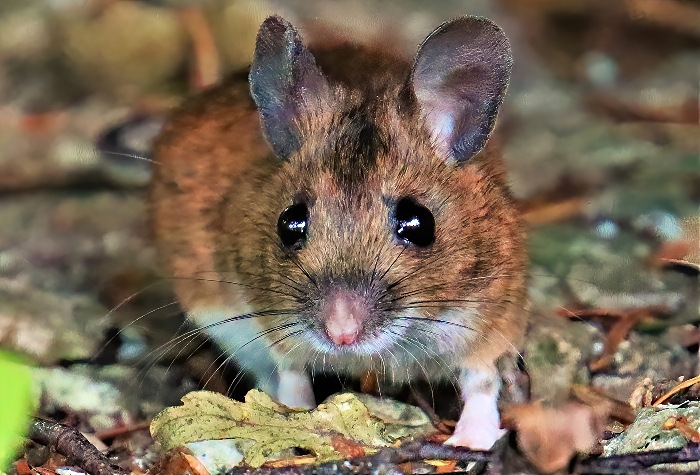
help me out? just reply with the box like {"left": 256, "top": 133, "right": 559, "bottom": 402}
{"left": 394, "top": 198, "right": 435, "bottom": 247}
{"left": 277, "top": 203, "right": 308, "bottom": 249}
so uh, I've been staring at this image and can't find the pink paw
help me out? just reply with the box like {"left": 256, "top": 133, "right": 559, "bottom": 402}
{"left": 445, "top": 421, "right": 505, "bottom": 450}
{"left": 447, "top": 392, "right": 506, "bottom": 450}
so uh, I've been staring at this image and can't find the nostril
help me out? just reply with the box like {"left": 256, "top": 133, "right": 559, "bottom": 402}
{"left": 327, "top": 327, "right": 359, "bottom": 346}
{"left": 321, "top": 289, "right": 368, "bottom": 347}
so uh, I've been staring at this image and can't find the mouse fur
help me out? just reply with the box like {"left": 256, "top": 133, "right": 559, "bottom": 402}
{"left": 150, "top": 15, "right": 527, "bottom": 449}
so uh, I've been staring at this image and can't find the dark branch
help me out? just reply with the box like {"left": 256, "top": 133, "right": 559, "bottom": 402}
{"left": 28, "top": 418, "right": 129, "bottom": 475}
{"left": 226, "top": 440, "right": 490, "bottom": 475}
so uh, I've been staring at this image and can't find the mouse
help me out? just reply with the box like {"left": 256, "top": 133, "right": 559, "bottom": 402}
{"left": 149, "top": 14, "right": 528, "bottom": 450}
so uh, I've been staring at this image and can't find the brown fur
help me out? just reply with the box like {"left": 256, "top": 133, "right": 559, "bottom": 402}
{"left": 150, "top": 34, "right": 527, "bottom": 383}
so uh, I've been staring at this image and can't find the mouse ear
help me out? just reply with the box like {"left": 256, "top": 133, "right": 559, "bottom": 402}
{"left": 410, "top": 16, "right": 512, "bottom": 163}
{"left": 250, "top": 16, "right": 331, "bottom": 160}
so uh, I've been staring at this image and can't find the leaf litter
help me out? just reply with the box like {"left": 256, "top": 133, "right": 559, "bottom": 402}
{"left": 150, "top": 389, "right": 434, "bottom": 468}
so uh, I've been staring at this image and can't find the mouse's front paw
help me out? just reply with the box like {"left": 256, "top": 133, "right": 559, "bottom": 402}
{"left": 445, "top": 420, "right": 506, "bottom": 450}
{"left": 445, "top": 391, "right": 506, "bottom": 450}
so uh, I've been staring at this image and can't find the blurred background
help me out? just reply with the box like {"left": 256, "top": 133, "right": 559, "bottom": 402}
{"left": 0, "top": 0, "right": 697, "bottom": 469}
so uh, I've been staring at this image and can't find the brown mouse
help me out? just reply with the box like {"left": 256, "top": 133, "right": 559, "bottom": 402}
{"left": 150, "top": 15, "right": 527, "bottom": 449}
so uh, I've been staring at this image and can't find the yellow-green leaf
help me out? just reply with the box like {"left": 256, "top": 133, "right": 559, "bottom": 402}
{"left": 0, "top": 351, "right": 34, "bottom": 471}
{"left": 151, "top": 390, "right": 433, "bottom": 468}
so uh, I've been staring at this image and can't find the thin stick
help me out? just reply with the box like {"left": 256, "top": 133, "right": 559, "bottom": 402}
{"left": 653, "top": 375, "right": 700, "bottom": 406}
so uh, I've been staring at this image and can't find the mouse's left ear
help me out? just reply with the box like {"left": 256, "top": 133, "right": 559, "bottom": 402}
{"left": 410, "top": 16, "right": 512, "bottom": 164}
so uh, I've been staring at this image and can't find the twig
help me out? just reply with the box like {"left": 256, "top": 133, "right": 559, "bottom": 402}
{"left": 557, "top": 305, "right": 670, "bottom": 373}
{"left": 585, "top": 93, "right": 699, "bottom": 124}
{"left": 624, "top": 0, "right": 700, "bottom": 37}
{"left": 225, "top": 437, "right": 700, "bottom": 475}
{"left": 178, "top": 6, "right": 221, "bottom": 89}
{"left": 409, "top": 387, "right": 453, "bottom": 435}
{"left": 523, "top": 197, "right": 587, "bottom": 225}
{"left": 28, "top": 418, "right": 129, "bottom": 475}
{"left": 93, "top": 420, "right": 151, "bottom": 442}
{"left": 577, "top": 443, "right": 700, "bottom": 474}
{"left": 226, "top": 440, "right": 491, "bottom": 475}
{"left": 653, "top": 375, "right": 700, "bottom": 406}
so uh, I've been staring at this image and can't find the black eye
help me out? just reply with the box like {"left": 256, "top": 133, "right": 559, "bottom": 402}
{"left": 394, "top": 198, "right": 435, "bottom": 247}
{"left": 277, "top": 203, "right": 308, "bottom": 249}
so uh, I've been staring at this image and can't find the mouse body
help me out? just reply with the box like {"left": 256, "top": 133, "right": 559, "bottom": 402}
{"left": 150, "top": 15, "right": 527, "bottom": 449}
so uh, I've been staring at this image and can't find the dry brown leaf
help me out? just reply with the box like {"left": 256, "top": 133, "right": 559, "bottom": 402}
{"left": 662, "top": 416, "right": 700, "bottom": 443}
{"left": 571, "top": 385, "right": 636, "bottom": 424}
{"left": 183, "top": 453, "right": 213, "bottom": 475}
{"left": 15, "top": 459, "right": 32, "bottom": 475}
{"left": 431, "top": 459, "right": 458, "bottom": 473}
{"left": 656, "top": 216, "right": 700, "bottom": 274}
{"left": 151, "top": 446, "right": 207, "bottom": 475}
{"left": 503, "top": 401, "right": 610, "bottom": 474}
{"left": 330, "top": 435, "right": 366, "bottom": 458}
{"left": 630, "top": 378, "right": 656, "bottom": 410}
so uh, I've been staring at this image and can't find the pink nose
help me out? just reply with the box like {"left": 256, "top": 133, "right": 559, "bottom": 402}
{"left": 323, "top": 290, "right": 367, "bottom": 346}
{"left": 329, "top": 330, "right": 358, "bottom": 346}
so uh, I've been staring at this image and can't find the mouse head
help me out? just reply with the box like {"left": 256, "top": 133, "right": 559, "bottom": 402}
{"left": 230, "top": 15, "right": 521, "bottom": 364}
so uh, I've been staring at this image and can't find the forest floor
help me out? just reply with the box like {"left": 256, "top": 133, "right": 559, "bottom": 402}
{"left": 0, "top": 0, "right": 697, "bottom": 474}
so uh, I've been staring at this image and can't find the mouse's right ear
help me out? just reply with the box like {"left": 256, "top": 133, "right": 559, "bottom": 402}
{"left": 250, "top": 16, "right": 331, "bottom": 160}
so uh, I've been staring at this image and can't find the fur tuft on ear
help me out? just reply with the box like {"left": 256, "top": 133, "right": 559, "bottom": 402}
{"left": 411, "top": 16, "right": 512, "bottom": 163}
{"left": 249, "top": 16, "right": 331, "bottom": 160}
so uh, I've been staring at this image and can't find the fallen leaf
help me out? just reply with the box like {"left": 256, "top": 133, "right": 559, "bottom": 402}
{"left": 571, "top": 384, "right": 636, "bottom": 424}
{"left": 0, "top": 351, "right": 34, "bottom": 472}
{"left": 662, "top": 416, "right": 678, "bottom": 430}
{"left": 150, "top": 390, "right": 433, "bottom": 468}
{"left": 664, "top": 416, "right": 700, "bottom": 443}
{"left": 503, "top": 401, "right": 609, "bottom": 474}
{"left": 359, "top": 370, "right": 378, "bottom": 394}
{"left": 183, "top": 453, "right": 212, "bottom": 475}
{"left": 15, "top": 459, "right": 32, "bottom": 475}
{"left": 428, "top": 459, "right": 458, "bottom": 473}
{"left": 654, "top": 216, "right": 700, "bottom": 275}
{"left": 630, "top": 378, "right": 656, "bottom": 410}
{"left": 151, "top": 447, "right": 205, "bottom": 475}
{"left": 331, "top": 435, "right": 366, "bottom": 458}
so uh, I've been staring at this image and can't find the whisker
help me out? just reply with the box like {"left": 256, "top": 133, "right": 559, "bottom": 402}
{"left": 395, "top": 315, "right": 476, "bottom": 333}
{"left": 134, "top": 308, "right": 298, "bottom": 377}
{"left": 385, "top": 253, "right": 450, "bottom": 291}
{"left": 205, "top": 321, "right": 302, "bottom": 392}
{"left": 170, "top": 275, "right": 301, "bottom": 299}
{"left": 385, "top": 331, "right": 425, "bottom": 398}
{"left": 390, "top": 326, "right": 460, "bottom": 398}
{"left": 99, "top": 150, "right": 161, "bottom": 164}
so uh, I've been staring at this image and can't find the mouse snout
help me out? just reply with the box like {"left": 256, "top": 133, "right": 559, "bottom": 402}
{"left": 320, "top": 289, "right": 369, "bottom": 346}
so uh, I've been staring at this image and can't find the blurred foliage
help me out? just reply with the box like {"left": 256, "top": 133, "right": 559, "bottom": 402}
{"left": 0, "top": 351, "right": 34, "bottom": 472}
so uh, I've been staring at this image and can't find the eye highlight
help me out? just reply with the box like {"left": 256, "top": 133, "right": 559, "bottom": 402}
{"left": 394, "top": 197, "right": 435, "bottom": 247}
{"left": 277, "top": 203, "right": 308, "bottom": 249}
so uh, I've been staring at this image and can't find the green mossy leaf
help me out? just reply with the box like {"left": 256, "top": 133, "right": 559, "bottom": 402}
{"left": 151, "top": 390, "right": 433, "bottom": 468}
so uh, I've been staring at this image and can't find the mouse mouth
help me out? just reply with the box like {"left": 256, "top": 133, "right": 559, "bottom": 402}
{"left": 309, "top": 323, "right": 409, "bottom": 356}
{"left": 319, "top": 289, "right": 370, "bottom": 347}
{"left": 306, "top": 304, "right": 412, "bottom": 357}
